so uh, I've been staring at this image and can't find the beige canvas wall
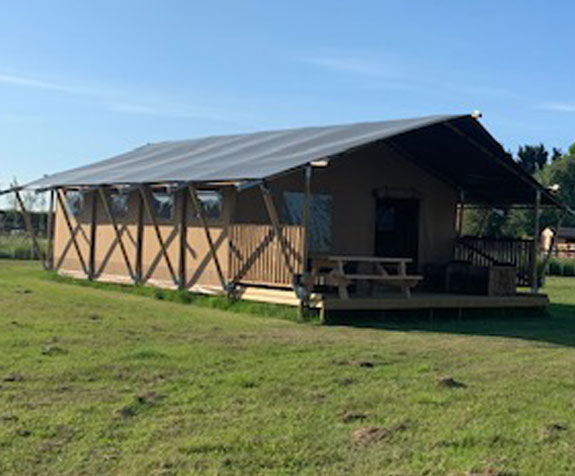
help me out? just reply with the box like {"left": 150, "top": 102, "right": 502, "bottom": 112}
{"left": 234, "top": 142, "right": 459, "bottom": 269}
{"left": 53, "top": 188, "right": 230, "bottom": 289}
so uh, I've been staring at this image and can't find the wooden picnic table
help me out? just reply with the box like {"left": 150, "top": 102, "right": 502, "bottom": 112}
{"left": 307, "top": 255, "right": 423, "bottom": 299}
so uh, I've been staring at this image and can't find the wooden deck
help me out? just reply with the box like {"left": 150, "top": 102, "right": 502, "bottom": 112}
{"left": 321, "top": 292, "right": 549, "bottom": 311}
{"left": 232, "top": 284, "right": 549, "bottom": 312}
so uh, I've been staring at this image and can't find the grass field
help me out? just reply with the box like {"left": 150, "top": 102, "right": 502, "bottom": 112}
{"left": 2, "top": 261, "right": 575, "bottom": 475}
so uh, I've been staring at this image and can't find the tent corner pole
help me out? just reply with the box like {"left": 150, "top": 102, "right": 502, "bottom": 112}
{"left": 531, "top": 189, "right": 542, "bottom": 294}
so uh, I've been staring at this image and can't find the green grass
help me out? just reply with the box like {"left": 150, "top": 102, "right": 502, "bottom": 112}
{"left": 46, "top": 272, "right": 317, "bottom": 323}
{"left": 0, "top": 235, "right": 47, "bottom": 260}
{"left": 2, "top": 261, "right": 575, "bottom": 474}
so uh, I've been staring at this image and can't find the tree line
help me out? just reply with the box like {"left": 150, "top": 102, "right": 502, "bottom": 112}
{"left": 464, "top": 143, "right": 575, "bottom": 238}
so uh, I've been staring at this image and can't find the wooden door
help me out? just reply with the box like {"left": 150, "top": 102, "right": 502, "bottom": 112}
{"left": 374, "top": 198, "right": 419, "bottom": 269}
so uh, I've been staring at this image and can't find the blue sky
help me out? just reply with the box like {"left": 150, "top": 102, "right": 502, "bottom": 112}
{"left": 1, "top": 0, "right": 574, "bottom": 192}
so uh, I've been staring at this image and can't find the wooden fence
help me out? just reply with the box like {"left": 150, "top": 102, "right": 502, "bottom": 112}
{"left": 454, "top": 236, "right": 534, "bottom": 286}
{"left": 228, "top": 224, "right": 305, "bottom": 287}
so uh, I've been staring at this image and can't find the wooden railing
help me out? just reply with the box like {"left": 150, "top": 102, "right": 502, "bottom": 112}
{"left": 228, "top": 224, "right": 305, "bottom": 288}
{"left": 454, "top": 236, "right": 534, "bottom": 287}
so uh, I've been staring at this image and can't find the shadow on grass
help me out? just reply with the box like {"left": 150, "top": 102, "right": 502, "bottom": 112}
{"left": 326, "top": 303, "right": 575, "bottom": 347}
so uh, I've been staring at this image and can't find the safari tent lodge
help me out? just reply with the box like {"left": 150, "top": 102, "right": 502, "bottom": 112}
{"left": 3, "top": 114, "right": 564, "bottom": 318}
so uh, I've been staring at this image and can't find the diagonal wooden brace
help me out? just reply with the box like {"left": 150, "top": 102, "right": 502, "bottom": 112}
{"left": 138, "top": 186, "right": 178, "bottom": 286}
{"left": 14, "top": 190, "right": 45, "bottom": 266}
{"left": 188, "top": 184, "right": 227, "bottom": 291}
{"left": 259, "top": 183, "right": 295, "bottom": 275}
{"left": 56, "top": 189, "right": 89, "bottom": 276}
{"left": 98, "top": 187, "right": 136, "bottom": 281}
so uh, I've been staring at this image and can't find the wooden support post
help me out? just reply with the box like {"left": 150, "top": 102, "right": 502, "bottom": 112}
{"left": 89, "top": 190, "right": 98, "bottom": 279}
{"left": 188, "top": 184, "right": 227, "bottom": 291}
{"left": 135, "top": 191, "right": 144, "bottom": 283}
{"left": 457, "top": 190, "right": 465, "bottom": 238}
{"left": 300, "top": 165, "right": 313, "bottom": 314}
{"left": 178, "top": 187, "right": 188, "bottom": 290}
{"left": 14, "top": 190, "right": 44, "bottom": 263}
{"left": 302, "top": 165, "right": 312, "bottom": 277}
{"left": 531, "top": 189, "right": 542, "bottom": 294}
{"left": 55, "top": 189, "right": 89, "bottom": 276}
{"left": 98, "top": 187, "right": 136, "bottom": 281}
{"left": 46, "top": 189, "right": 55, "bottom": 270}
{"left": 478, "top": 207, "right": 492, "bottom": 238}
{"left": 224, "top": 187, "right": 238, "bottom": 294}
{"left": 139, "top": 186, "right": 178, "bottom": 286}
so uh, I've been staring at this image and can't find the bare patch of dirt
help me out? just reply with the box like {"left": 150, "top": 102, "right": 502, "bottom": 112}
{"left": 341, "top": 411, "right": 368, "bottom": 423}
{"left": 42, "top": 345, "right": 67, "bottom": 356}
{"left": 541, "top": 422, "right": 567, "bottom": 441}
{"left": 334, "top": 359, "right": 376, "bottom": 368}
{"left": 438, "top": 377, "right": 466, "bottom": 389}
{"left": 116, "top": 390, "right": 166, "bottom": 418}
{"left": 351, "top": 426, "right": 391, "bottom": 445}
{"left": 337, "top": 377, "right": 357, "bottom": 386}
{"left": 466, "top": 469, "right": 516, "bottom": 476}
{"left": 3, "top": 373, "right": 24, "bottom": 382}
{"left": 115, "top": 405, "right": 137, "bottom": 419}
{"left": 136, "top": 391, "right": 165, "bottom": 405}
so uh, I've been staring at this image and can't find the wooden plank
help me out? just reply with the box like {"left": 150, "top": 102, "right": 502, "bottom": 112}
{"left": 322, "top": 293, "right": 550, "bottom": 311}
{"left": 135, "top": 191, "right": 144, "bottom": 283}
{"left": 327, "top": 255, "right": 413, "bottom": 264}
{"left": 46, "top": 189, "right": 55, "bottom": 270}
{"left": 343, "top": 274, "right": 423, "bottom": 281}
{"left": 302, "top": 164, "right": 312, "bottom": 285}
{"left": 89, "top": 190, "right": 98, "bottom": 279}
{"left": 178, "top": 187, "right": 188, "bottom": 289}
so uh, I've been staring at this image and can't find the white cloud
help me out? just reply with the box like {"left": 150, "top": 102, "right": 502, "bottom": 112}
{"left": 300, "top": 55, "right": 397, "bottom": 78}
{"left": 542, "top": 102, "right": 575, "bottom": 112}
{"left": 109, "top": 101, "right": 252, "bottom": 123}
{"left": 0, "top": 72, "right": 70, "bottom": 92}
{"left": 0, "top": 70, "right": 248, "bottom": 123}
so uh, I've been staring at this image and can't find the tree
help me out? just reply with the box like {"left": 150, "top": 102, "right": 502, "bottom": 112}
{"left": 552, "top": 147, "right": 563, "bottom": 162}
{"left": 464, "top": 143, "right": 566, "bottom": 238}
{"left": 516, "top": 144, "right": 549, "bottom": 175}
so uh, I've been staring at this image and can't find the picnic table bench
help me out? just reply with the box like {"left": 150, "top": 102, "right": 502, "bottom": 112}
{"left": 306, "top": 255, "right": 423, "bottom": 299}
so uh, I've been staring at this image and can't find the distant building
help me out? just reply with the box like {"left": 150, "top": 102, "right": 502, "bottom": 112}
{"left": 541, "top": 227, "right": 575, "bottom": 259}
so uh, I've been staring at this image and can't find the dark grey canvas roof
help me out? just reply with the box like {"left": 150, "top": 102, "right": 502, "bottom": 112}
{"left": 22, "top": 114, "right": 458, "bottom": 188}
{"left": 8, "top": 113, "right": 562, "bottom": 206}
